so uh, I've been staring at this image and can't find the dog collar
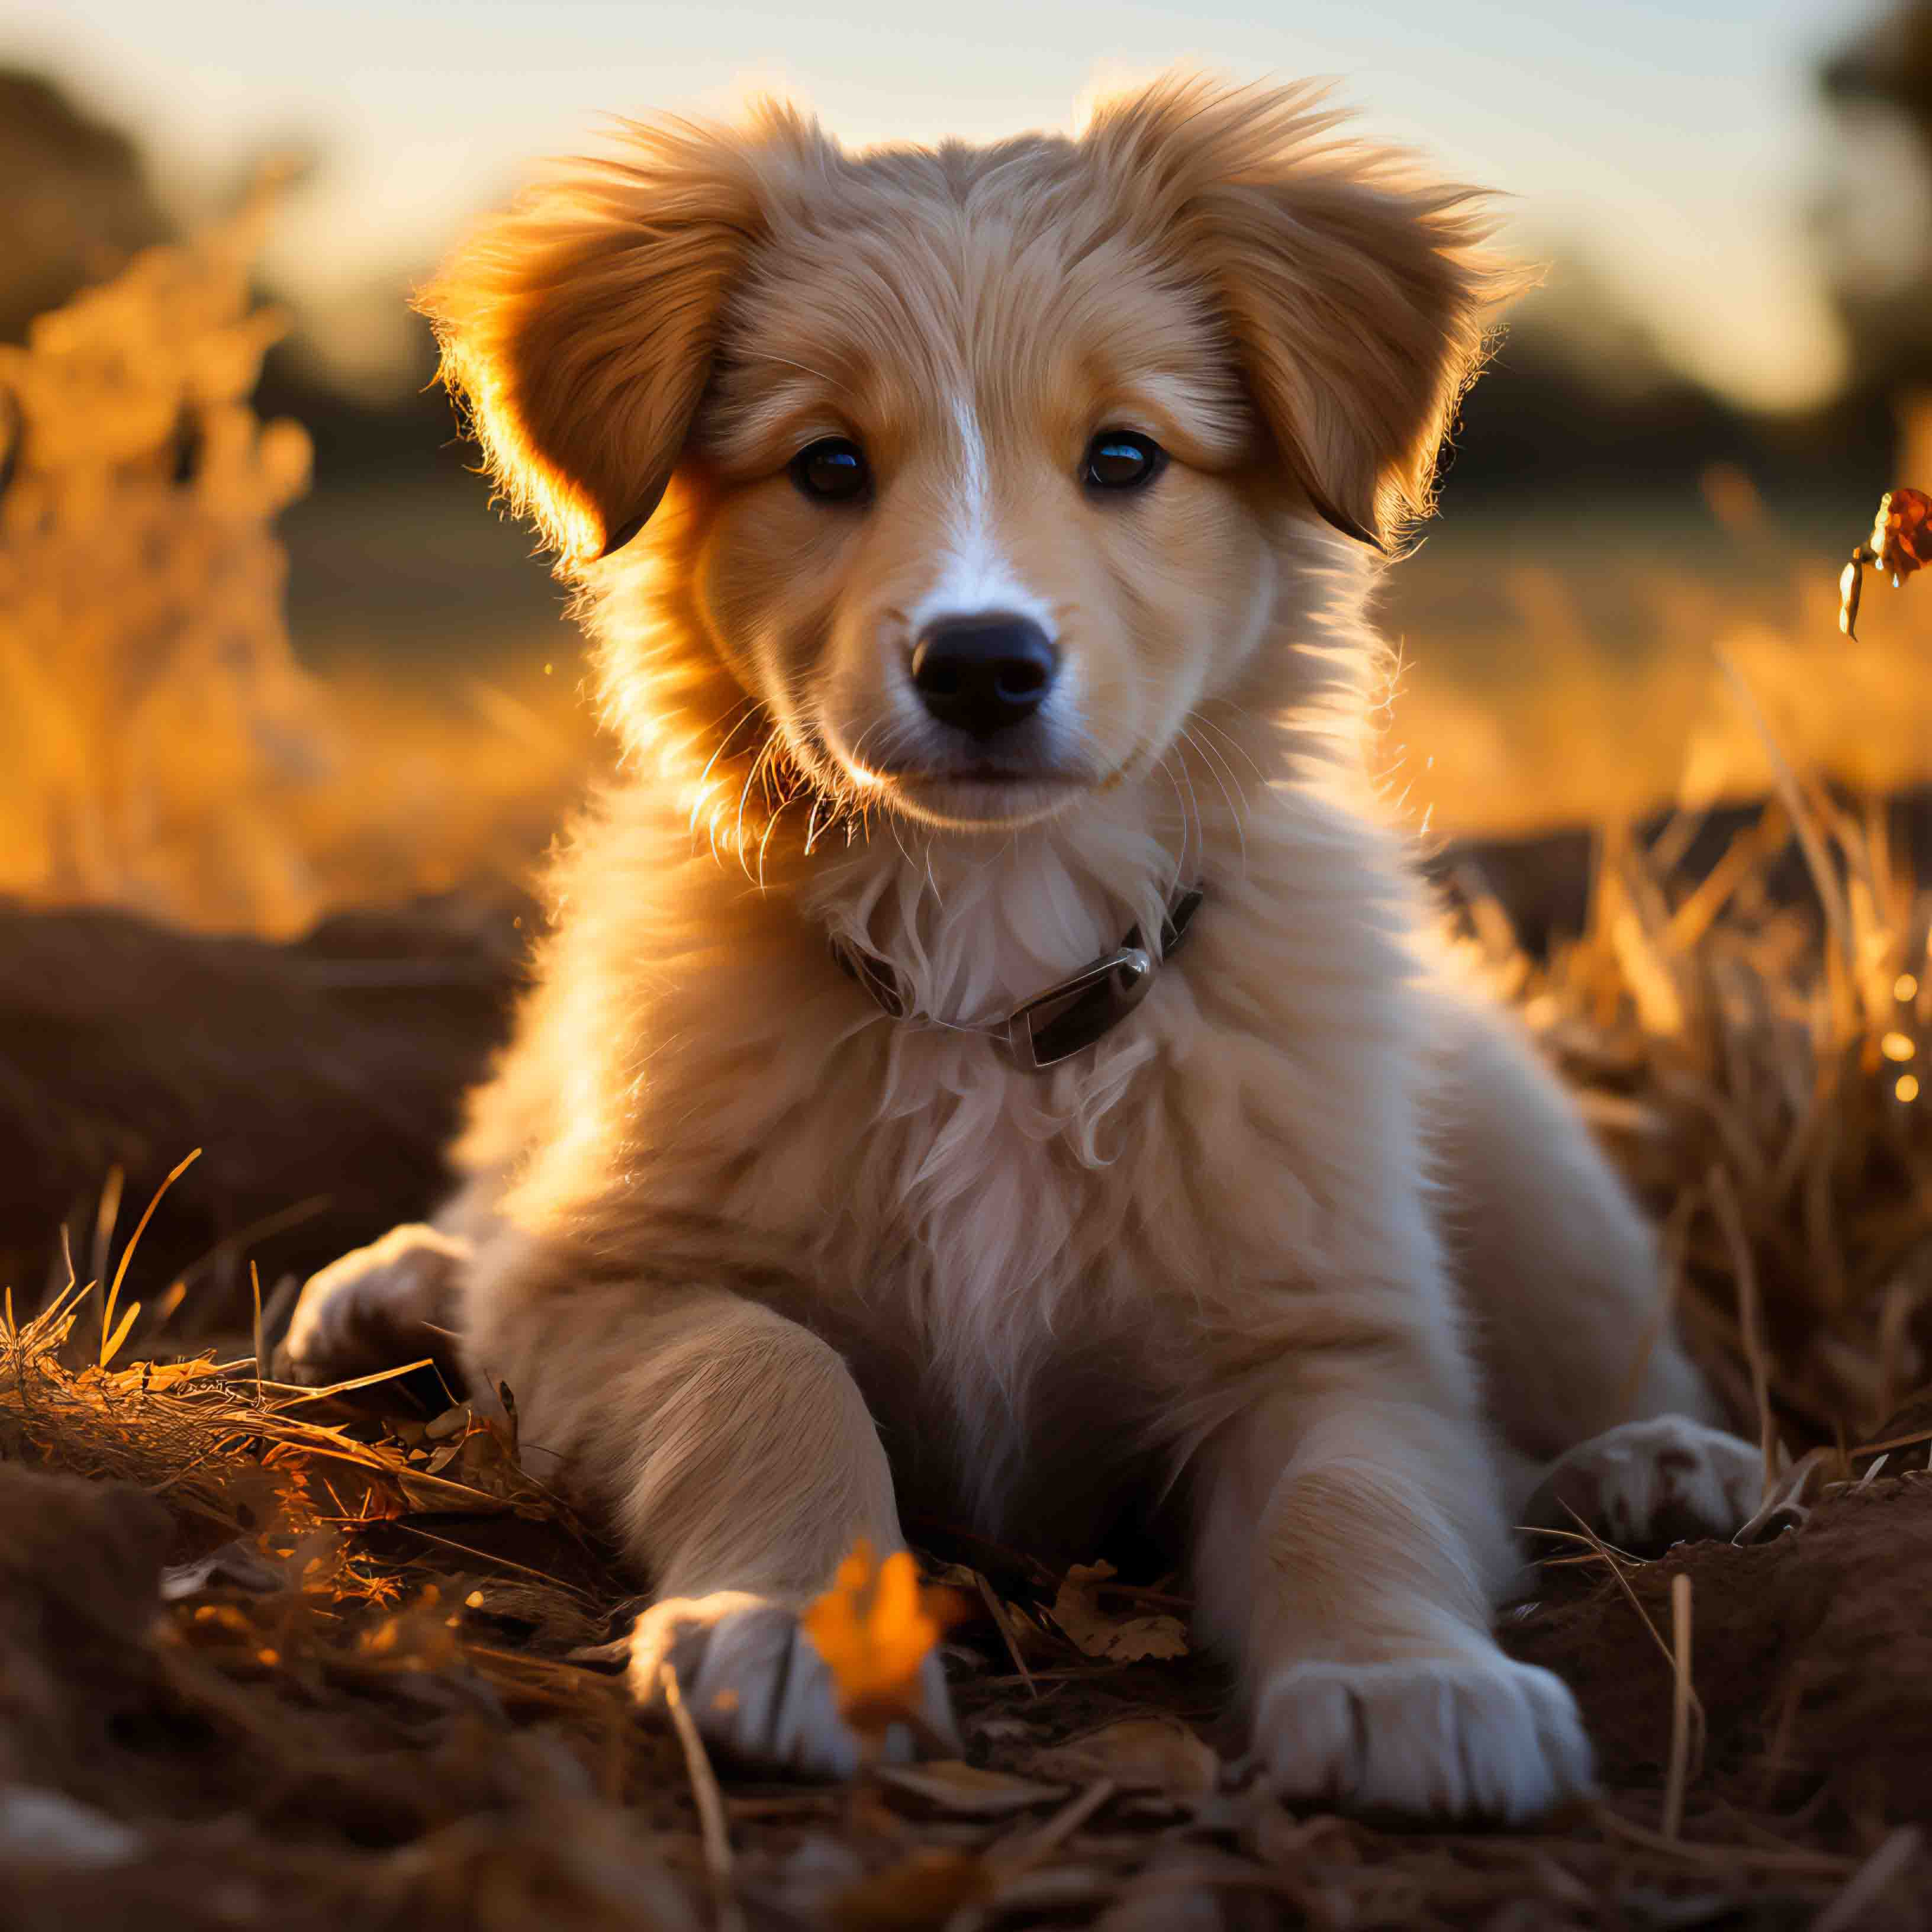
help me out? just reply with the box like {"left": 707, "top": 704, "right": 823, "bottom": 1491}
{"left": 830, "top": 883, "right": 1205, "bottom": 1072}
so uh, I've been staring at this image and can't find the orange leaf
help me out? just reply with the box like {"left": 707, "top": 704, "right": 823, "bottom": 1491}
{"left": 800, "top": 1539, "right": 968, "bottom": 1744}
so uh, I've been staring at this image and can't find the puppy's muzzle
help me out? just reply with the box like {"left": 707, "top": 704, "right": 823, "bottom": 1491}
{"left": 910, "top": 614, "right": 1058, "bottom": 741}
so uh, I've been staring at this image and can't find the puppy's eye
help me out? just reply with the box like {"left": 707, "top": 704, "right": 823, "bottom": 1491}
{"left": 791, "top": 437, "right": 870, "bottom": 504}
{"left": 1082, "top": 430, "right": 1165, "bottom": 494}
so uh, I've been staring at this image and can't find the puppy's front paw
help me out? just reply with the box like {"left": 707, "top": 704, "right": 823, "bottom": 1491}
{"left": 276, "top": 1223, "right": 469, "bottom": 1386}
{"left": 1523, "top": 1415, "right": 1762, "bottom": 1556}
{"left": 1257, "top": 1652, "right": 1593, "bottom": 1822}
{"left": 629, "top": 1592, "right": 959, "bottom": 1779}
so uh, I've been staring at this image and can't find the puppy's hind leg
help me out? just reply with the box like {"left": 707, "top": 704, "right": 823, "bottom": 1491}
{"left": 1433, "top": 986, "right": 1762, "bottom": 1547}
{"left": 1519, "top": 1415, "right": 1763, "bottom": 1557}
{"left": 472, "top": 1282, "right": 957, "bottom": 1778}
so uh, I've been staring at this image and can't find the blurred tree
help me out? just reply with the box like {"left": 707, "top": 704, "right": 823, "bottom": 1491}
{"left": 1443, "top": 249, "right": 1770, "bottom": 509}
{"left": 0, "top": 70, "right": 173, "bottom": 345}
{"left": 1817, "top": 0, "right": 1932, "bottom": 396}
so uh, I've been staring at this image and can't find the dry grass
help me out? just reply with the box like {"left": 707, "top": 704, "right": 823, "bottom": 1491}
{"left": 1459, "top": 758, "right": 1932, "bottom": 1458}
{"left": 0, "top": 198, "right": 590, "bottom": 937}
{"left": 1384, "top": 455, "right": 1932, "bottom": 839}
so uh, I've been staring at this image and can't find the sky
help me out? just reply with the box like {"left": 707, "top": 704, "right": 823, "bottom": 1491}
{"left": 4, "top": 0, "right": 1889, "bottom": 411}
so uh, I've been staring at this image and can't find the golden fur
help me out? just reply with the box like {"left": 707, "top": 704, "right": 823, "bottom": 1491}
{"left": 286, "top": 73, "right": 1760, "bottom": 1817}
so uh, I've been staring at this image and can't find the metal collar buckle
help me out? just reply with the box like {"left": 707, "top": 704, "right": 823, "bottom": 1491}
{"left": 832, "top": 884, "right": 1205, "bottom": 1072}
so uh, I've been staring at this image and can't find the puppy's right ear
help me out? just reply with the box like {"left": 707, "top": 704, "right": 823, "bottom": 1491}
{"left": 417, "top": 114, "right": 798, "bottom": 568}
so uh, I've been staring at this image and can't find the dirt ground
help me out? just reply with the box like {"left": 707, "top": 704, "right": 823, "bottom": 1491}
{"left": 2, "top": 1331, "right": 1930, "bottom": 1931}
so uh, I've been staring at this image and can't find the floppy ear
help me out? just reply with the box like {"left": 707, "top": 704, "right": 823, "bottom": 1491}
{"left": 1085, "top": 75, "right": 1513, "bottom": 550}
{"left": 416, "top": 111, "right": 812, "bottom": 566}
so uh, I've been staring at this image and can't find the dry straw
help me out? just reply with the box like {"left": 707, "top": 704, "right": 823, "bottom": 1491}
{"left": 0, "top": 191, "right": 590, "bottom": 937}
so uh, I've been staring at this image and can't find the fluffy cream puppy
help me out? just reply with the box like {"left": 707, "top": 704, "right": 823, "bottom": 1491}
{"left": 285, "top": 74, "right": 1759, "bottom": 1818}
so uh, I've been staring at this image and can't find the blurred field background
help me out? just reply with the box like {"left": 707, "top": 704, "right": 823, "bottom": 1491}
{"left": 5, "top": 2, "right": 1932, "bottom": 937}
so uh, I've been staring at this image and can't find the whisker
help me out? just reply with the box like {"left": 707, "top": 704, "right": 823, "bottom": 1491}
{"left": 755, "top": 790, "right": 790, "bottom": 891}
{"left": 690, "top": 698, "right": 764, "bottom": 844}
{"left": 1183, "top": 711, "right": 1253, "bottom": 811}
{"left": 1168, "top": 729, "right": 1203, "bottom": 887}
{"left": 1154, "top": 752, "right": 1193, "bottom": 905}
{"left": 1182, "top": 726, "right": 1247, "bottom": 884}
{"left": 733, "top": 733, "right": 786, "bottom": 883}
{"left": 1192, "top": 704, "right": 1271, "bottom": 787}
{"left": 694, "top": 696, "right": 760, "bottom": 786}
{"left": 888, "top": 812, "right": 917, "bottom": 877}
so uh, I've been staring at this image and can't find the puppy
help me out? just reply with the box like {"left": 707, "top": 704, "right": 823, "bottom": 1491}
{"left": 285, "top": 74, "right": 1760, "bottom": 1818}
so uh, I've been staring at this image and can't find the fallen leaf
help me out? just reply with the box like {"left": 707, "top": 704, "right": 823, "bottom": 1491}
{"left": 392, "top": 1405, "right": 552, "bottom": 1516}
{"left": 423, "top": 1403, "right": 471, "bottom": 1442}
{"left": 1241, "top": 1800, "right": 1357, "bottom": 1869}
{"left": 874, "top": 1759, "right": 1070, "bottom": 1818}
{"left": 800, "top": 1540, "right": 971, "bottom": 1747}
{"left": 1031, "top": 1717, "right": 1219, "bottom": 1796}
{"left": 1048, "top": 1562, "right": 1190, "bottom": 1662}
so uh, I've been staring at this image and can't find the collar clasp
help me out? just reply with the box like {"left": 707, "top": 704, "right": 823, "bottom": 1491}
{"left": 830, "top": 880, "right": 1205, "bottom": 1071}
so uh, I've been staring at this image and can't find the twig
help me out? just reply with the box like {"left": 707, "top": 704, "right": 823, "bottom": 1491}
{"left": 91, "top": 1166, "right": 124, "bottom": 1312}
{"left": 1591, "top": 1806, "right": 1854, "bottom": 1875}
{"left": 659, "top": 1661, "right": 743, "bottom": 1932}
{"left": 101, "top": 1148, "right": 200, "bottom": 1366}
{"left": 993, "top": 1777, "right": 1115, "bottom": 1875}
{"left": 1811, "top": 1825, "right": 1922, "bottom": 1932}
{"left": 392, "top": 1519, "right": 598, "bottom": 1596}
{"left": 1851, "top": 1423, "right": 1932, "bottom": 1458}
{"left": 270, "top": 1358, "right": 443, "bottom": 1404}
{"left": 1757, "top": 1667, "right": 1808, "bottom": 1808}
{"left": 974, "top": 1572, "right": 1037, "bottom": 1699}
{"left": 1544, "top": 1509, "right": 1676, "bottom": 1677}
{"left": 250, "top": 1260, "right": 265, "bottom": 1406}
{"left": 1733, "top": 1447, "right": 1830, "bottom": 1545}
{"left": 1662, "top": 1573, "right": 1695, "bottom": 1840}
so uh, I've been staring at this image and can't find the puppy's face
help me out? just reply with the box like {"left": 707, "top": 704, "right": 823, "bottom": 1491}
{"left": 687, "top": 222, "right": 1274, "bottom": 831}
{"left": 421, "top": 79, "right": 1500, "bottom": 835}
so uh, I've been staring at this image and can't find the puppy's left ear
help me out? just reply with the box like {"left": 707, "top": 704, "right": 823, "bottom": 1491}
{"left": 416, "top": 110, "right": 820, "bottom": 569}
{"left": 1089, "top": 76, "right": 1518, "bottom": 551}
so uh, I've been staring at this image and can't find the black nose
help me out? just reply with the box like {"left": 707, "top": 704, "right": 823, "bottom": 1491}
{"left": 910, "top": 615, "right": 1058, "bottom": 741}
